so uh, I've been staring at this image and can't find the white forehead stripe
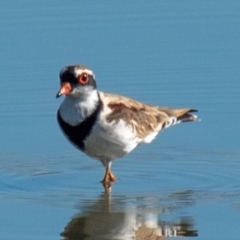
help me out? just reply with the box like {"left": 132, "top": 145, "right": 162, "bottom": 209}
{"left": 74, "top": 68, "right": 94, "bottom": 77}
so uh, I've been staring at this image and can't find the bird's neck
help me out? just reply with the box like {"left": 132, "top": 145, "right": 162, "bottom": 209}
{"left": 59, "top": 90, "right": 100, "bottom": 126}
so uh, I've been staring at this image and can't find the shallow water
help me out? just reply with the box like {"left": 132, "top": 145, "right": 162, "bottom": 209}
{"left": 0, "top": 1, "right": 240, "bottom": 239}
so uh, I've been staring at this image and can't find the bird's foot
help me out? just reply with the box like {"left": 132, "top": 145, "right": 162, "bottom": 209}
{"left": 108, "top": 171, "right": 116, "bottom": 182}
{"left": 101, "top": 168, "right": 117, "bottom": 183}
{"left": 101, "top": 168, "right": 117, "bottom": 192}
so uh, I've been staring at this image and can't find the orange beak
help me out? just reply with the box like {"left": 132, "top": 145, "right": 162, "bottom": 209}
{"left": 56, "top": 82, "right": 72, "bottom": 98}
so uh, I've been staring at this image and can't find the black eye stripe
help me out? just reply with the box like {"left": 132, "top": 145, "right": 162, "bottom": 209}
{"left": 60, "top": 72, "right": 77, "bottom": 84}
{"left": 59, "top": 68, "right": 97, "bottom": 89}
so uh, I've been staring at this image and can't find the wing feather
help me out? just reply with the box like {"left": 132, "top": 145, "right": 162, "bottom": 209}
{"left": 99, "top": 91, "right": 198, "bottom": 138}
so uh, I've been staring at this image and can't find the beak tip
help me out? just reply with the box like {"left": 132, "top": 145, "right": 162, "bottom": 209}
{"left": 56, "top": 82, "right": 71, "bottom": 98}
{"left": 56, "top": 92, "right": 61, "bottom": 98}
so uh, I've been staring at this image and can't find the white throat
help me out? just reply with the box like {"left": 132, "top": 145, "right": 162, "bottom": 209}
{"left": 59, "top": 89, "right": 99, "bottom": 126}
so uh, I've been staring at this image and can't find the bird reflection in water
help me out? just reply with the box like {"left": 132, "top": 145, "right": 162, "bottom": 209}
{"left": 61, "top": 191, "right": 198, "bottom": 239}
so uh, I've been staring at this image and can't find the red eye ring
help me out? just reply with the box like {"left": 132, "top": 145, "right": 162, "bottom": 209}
{"left": 78, "top": 73, "right": 89, "bottom": 84}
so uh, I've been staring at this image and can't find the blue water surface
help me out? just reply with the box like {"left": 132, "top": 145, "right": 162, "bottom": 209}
{"left": 0, "top": 1, "right": 240, "bottom": 239}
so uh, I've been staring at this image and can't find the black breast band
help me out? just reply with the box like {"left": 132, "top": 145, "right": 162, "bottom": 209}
{"left": 57, "top": 98, "right": 103, "bottom": 150}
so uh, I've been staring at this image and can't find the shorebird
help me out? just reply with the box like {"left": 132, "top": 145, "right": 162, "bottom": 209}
{"left": 56, "top": 65, "right": 198, "bottom": 189}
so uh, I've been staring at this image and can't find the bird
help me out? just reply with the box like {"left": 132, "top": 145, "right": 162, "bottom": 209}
{"left": 56, "top": 64, "right": 198, "bottom": 188}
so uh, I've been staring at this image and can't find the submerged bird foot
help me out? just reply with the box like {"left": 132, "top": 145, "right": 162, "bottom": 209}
{"left": 101, "top": 181, "right": 113, "bottom": 193}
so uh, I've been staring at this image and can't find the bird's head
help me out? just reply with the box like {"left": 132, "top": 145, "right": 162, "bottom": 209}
{"left": 56, "top": 65, "right": 97, "bottom": 99}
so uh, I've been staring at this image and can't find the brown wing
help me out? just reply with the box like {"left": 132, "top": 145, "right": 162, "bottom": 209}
{"left": 99, "top": 91, "right": 198, "bottom": 138}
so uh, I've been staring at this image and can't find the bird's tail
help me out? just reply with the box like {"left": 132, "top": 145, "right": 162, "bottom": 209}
{"left": 159, "top": 108, "right": 199, "bottom": 129}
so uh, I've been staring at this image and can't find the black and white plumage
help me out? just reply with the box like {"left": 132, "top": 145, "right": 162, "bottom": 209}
{"left": 56, "top": 65, "right": 198, "bottom": 187}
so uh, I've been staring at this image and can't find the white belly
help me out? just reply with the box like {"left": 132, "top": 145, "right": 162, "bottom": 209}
{"left": 83, "top": 118, "right": 141, "bottom": 166}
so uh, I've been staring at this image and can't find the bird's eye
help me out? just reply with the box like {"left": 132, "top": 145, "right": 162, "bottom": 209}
{"left": 78, "top": 73, "right": 89, "bottom": 85}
